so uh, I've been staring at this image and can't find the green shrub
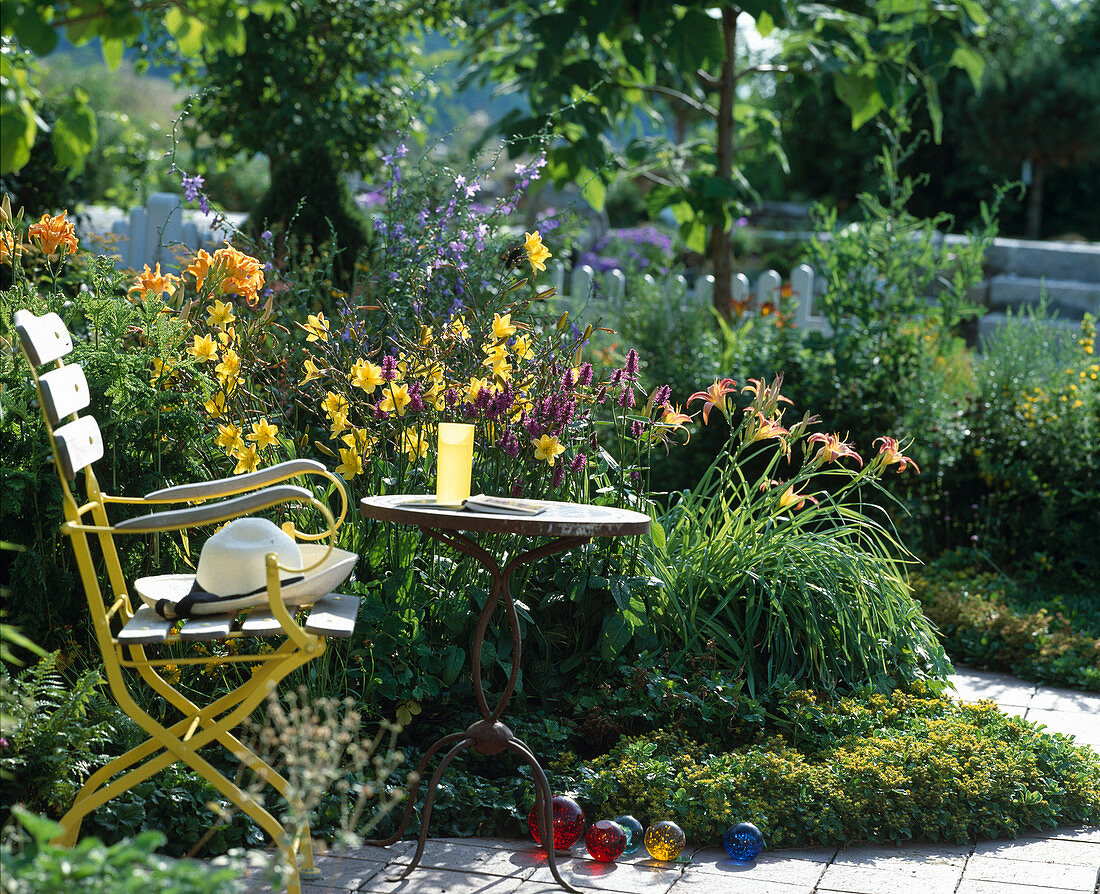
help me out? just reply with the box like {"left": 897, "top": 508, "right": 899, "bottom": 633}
{"left": 567, "top": 686, "right": 1100, "bottom": 847}
{"left": 912, "top": 556, "right": 1100, "bottom": 692}
{"left": 1, "top": 807, "right": 242, "bottom": 894}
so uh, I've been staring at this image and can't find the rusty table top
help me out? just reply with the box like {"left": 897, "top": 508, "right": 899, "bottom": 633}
{"left": 359, "top": 494, "right": 651, "bottom": 539}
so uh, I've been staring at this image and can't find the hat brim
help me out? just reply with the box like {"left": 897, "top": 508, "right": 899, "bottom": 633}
{"left": 135, "top": 544, "right": 357, "bottom": 619}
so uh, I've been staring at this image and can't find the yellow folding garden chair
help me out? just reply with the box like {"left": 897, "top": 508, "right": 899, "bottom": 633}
{"left": 13, "top": 308, "right": 361, "bottom": 893}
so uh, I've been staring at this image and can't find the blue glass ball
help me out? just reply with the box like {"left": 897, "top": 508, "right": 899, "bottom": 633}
{"left": 724, "top": 822, "right": 764, "bottom": 862}
{"left": 612, "top": 815, "right": 644, "bottom": 854}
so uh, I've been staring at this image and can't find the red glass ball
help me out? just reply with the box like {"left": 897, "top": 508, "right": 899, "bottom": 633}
{"left": 527, "top": 795, "right": 586, "bottom": 850}
{"left": 585, "top": 820, "right": 627, "bottom": 862}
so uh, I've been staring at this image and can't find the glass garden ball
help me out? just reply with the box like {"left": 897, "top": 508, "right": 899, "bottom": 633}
{"left": 585, "top": 820, "right": 627, "bottom": 862}
{"left": 644, "top": 820, "right": 686, "bottom": 861}
{"left": 724, "top": 822, "right": 764, "bottom": 862}
{"left": 527, "top": 795, "right": 586, "bottom": 850}
{"left": 612, "top": 815, "right": 644, "bottom": 854}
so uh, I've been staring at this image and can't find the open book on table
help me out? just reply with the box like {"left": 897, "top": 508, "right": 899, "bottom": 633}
{"left": 398, "top": 494, "right": 546, "bottom": 516}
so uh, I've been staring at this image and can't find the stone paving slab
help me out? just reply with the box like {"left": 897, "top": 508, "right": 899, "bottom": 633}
{"left": 359, "top": 866, "right": 532, "bottom": 893}
{"left": 815, "top": 860, "right": 964, "bottom": 894}
{"left": 687, "top": 846, "right": 831, "bottom": 885}
{"left": 524, "top": 859, "right": 683, "bottom": 893}
{"left": 388, "top": 839, "right": 544, "bottom": 877}
{"left": 971, "top": 835, "right": 1100, "bottom": 866}
{"left": 959, "top": 855, "right": 1099, "bottom": 891}
{"left": 955, "top": 882, "right": 1093, "bottom": 894}
{"left": 1025, "top": 709, "right": 1100, "bottom": 748}
{"left": 1028, "top": 686, "right": 1100, "bottom": 713}
{"left": 830, "top": 841, "right": 971, "bottom": 869}
{"left": 948, "top": 668, "right": 1037, "bottom": 710}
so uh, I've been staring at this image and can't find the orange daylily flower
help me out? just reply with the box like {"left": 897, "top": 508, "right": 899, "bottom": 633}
{"left": 28, "top": 211, "right": 78, "bottom": 257}
{"left": 808, "top": 433, "right": 863, "bottom": 468}
{"left": 213, "top": 244, "right": 265, "bottom": 304}
{"left": 874, "top": 436, "right": 920, "bottom": 474}
{"left": 186, "top": 249, "right": 215, "bottom": 290}
{"left": 747, "top": 411, "right": 789, "bottom": 443}
{"left": 687, "top": 377, "right": 737, "bottom": 425}
{"left": 777, "top": 483, "right": 819, "bottom": 512}
{"left": 0, "top": 230, "right": 24, "bottom": 266}
{"left": 742, "top": 376, "right": 793, "bottom": 412}
{"left": 128, "top": 263, "right": 179, "bottom": 300}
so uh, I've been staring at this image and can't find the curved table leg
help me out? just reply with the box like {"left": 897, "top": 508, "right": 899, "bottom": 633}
{"left": 510, "top": 737, "right": 581, "bottom": 894}
{"left": 387, "top": 737, "right": 474, "bottom": 881}
{"left": 362, "top": 731, "right": 466, "bottom": 847}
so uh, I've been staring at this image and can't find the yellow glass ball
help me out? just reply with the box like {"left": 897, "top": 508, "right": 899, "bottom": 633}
{"left": 644, "top": 820, "right": 686, "bottom": 861}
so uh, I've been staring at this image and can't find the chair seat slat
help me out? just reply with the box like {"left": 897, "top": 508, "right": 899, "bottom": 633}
{"left": 118, "top": 606, "right": 172, "bottom": 645}
{"left": 13, "top": 310, "right": 74, "bottom": 366}
{"left": 53, "top": 416, "right": 104, "bottom": 479}
{"left": 304, "top": 593, "right": 358, "bottom": 638}
{"left": 239, "top": 610, "right": 283, "bottom": 636}
{"left": 179, "top": 615, "right": 234, "bottom": 640}
{"left": 39, "top": 364, "right": 91, "bottom": 424}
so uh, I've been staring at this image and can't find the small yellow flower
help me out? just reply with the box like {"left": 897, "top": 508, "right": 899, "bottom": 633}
{"left": 247, "top": 417, "right": 279, "bottom": 450}
{"left": 302, "top": 357, "right": 324, "bottom": 384}
{"left": 129, "top": 263, "right": 179, "bottom": 301}
{"left": 187, "top": 334, "right": 219, "bottom": 362}
{"left": 207, "top": 299, "right": 236, "bottom": 329}
{"left": 232, "top": 442, "right": 260, "bottom": 474}
{"left": 492, "top": 313, "right": 517, "bottom": 340}
{"left": 302, "top": 312, "right": 330, "bottom": 343}
{"left": 321, "top": 391, "right": 349, "bottom": 419}
{"left": 149, "top": 357, "right": 176, "bottom": 385}
{"left": 524, "top": 230, "right": 551, "bottom": 273}
{"left": 335, "top": 445, "right": 363, "bottom": 480}
{"left": 215, "top": 348, "right": 240, "bottom": 382}
{"left": 341, "top": 428, "right": 375, "bottom": 455}
{"left": 398, "top": 428, "right": 429, "bottom": 462}
{"left": 215, "top": 423, "right": 243, "bottom": 454}
{"left": 445, "top": 315, "right": 471, "bottom": 341}
{"left": 349, "top": 358, "right": 384, "bottom": 394}
{"left": 329, "top": 412, "right": 351, "bottom": 436}
{"left": 513, "top": 334, "right": 533, "bottom": 362}
{"left": 204, "top": 391, "right": 229, "bottom": 418}
{"left": 465, "top": 377, "right": 491, "bottom": 403}
{"left": 379, "top": 382, "right": 411, "bottom": 416}
{"left": 531, "top": 433, "right": 566, "bottom": 465}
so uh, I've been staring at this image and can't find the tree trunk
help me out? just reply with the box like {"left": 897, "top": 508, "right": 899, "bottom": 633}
{"left": 709, "top": 8, "right": 738, "bottom": 316}
{"left": 1026, "top": 159, "right": 1045, "bottom": 240}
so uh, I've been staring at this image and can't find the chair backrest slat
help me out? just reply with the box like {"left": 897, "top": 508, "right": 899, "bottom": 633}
{"left": 53, "top": 416, "right": 104, "bottom": 480}
{"left": 39, "top": 364, "right": 91, "bottom": 424}
{"left": 13, "top": 310, "right": 74, "bottom": 366}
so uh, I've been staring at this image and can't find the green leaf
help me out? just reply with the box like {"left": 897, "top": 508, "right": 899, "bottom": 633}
{"left": 949, "top": 40, "right": 984, "bottom": 90}
{"left": 650, "top": 520, "right": 666, "bottom": 552}
{"left": 668, "top": 9, "right": 724, "bottom": 71}
{"left": 440, "top": 646, "right": 465, "bottom": 686}
{"left": 609, "top": 576, "right": 631, "bottom": 611}
{"left": 12, "top": 8, "right": 58, "bottom": 56}
{"left": 101, "top": 38, "right": 124, "bottom": 70}
{"left": 52, "top": 98, "right": 98, "bottom": 173}
{"left": 600, "top": 613, "right": 633, "bottom": 660}
{"left": 0, "top": 101, "right": 37, "bottom": 174}
{"left": 683, "top": 218, "right": 708, "bottom": 255}
{"left": 165, "top": 9, "right": 206, "bottom": 57}
{"left": 834, "top": 71, "right": 885, "bottom": 130}
{"left": 12, "top": 806, "right": 64, "bottom": 845}
{"left": 578, "top": 168, "right": 606, "bottom": 212}
{"left": 756, "top": 11, "right": 775, "bottom": 38}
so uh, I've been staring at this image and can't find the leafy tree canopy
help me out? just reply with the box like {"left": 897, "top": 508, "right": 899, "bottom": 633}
{"left": 0, "top": 0, "right": 288, "bottom": 174}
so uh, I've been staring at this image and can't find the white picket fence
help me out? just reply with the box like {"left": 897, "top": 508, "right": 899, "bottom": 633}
{"left": 547, "top": 260, "right": 832, "bottom": 334}
{"left": 83, "top": 192, "right": 241, "bottom": 272}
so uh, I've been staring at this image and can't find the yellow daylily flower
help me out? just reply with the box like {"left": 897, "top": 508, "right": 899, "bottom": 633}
{"left": 531, "top": 433, "right": 566, "bottom": 465}
{"left": 492, "top": 313, "right": 517, "bottom": 340}
{"left": 512, "top": 334, "right": 533, "bottom": 362}
{"left": 215, "top": 349, "right": 240, "bottom": 383}
{"left": 187, "top": 334, "right": 219, "bottom": 363}
{"left": 445, "top": 315, "right": 471, "bottom": 341}
{"left": 203, "top": 391, "right": 229, "bottom": 418}
{"left": 232, "top": 443, "right": 260, "bottom": 475}
{"left": 524, "top": 230, "right": 551, "bottom": 273}
{"left": 329, "top": 412, "right": 351, "bottom": 436}
{"left": 349, "top": 358, "right": 384, "bottom": 394}
{"left": 215, "top": 423, "right": 244, "bottom": 453}
{"left": 207, "top": 299, "right": 236, "bottom": 329}
{"left": 321, "top": 391, "right": 349, "bottom": 419}
{"left": 379, "top": 382, "right": 411, "bottom": 416}
{"left": 335, "top": 446, "right": 363, "bottom": 480}
{"left": 302, "top": 312, "right": 330, "bottom": 342}
{"left": 341, "top": 428, "right": 376, "bottom": 455}
{"left": 398, "top": 428, "right": 429, "bottom": 462}
{"left": 302, "top": 357, "right": 324, "bottom": 384}
{"left": 247, "top": 417, "right": 279, "bottom": 450}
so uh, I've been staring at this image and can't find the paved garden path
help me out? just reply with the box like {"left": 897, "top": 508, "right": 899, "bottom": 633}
{"left": 241, "top": 668, "right": 1100, "bottom": 894}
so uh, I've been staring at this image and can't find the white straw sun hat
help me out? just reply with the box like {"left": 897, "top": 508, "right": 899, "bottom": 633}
{"left": 135, "top": 517, "right": 357, "bottom": 619}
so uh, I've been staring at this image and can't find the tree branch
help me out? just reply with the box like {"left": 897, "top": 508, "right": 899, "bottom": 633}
{"left": 617, "top": 82, "right": 718, "bottom": 118}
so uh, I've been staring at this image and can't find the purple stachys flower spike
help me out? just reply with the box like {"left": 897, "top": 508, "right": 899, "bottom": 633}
{"left": 631, "top": 420, "right": 644, "bottom": 439}
{"left": 624, "top": 349, "right": 640, "bottom": 380}
{"left": 569, "top": 453, "right": 586, "bottom": 473}
{"left": 618, "top": 386, "right": 635, "bottom": 409}
{"left": 609, "top": 368, "right": 625, "bottom": 387}
{"left": 511, "top": 477, "right": 525, "bottom": 497}
{"left": 372, "top": 403, "right": 388, "bottom": 420}
{"left": 595, "top": 385, "right": 608, "bottom": 405}
{"left": 381, "top": 355, "right": 398, "bottom": 381}
{"left": 562, "top": 369, "right": 576, "bottom": 390}
{"left": 578, "top": 362, "right": 594, "bottom": 387}
{"left": 464, "top": 402, "right": 478, "bottom": 419}
{"left": 654, "top": 384, "right": 671, "bottom": 407}
{"left": 408, "top": 381, "right": 424, "bottom": 413}
{"left": 552, "top": 464, "right": 566, "bottom": 488}
{"left": 446, "top": 388, "right": 460, "bottom": 407}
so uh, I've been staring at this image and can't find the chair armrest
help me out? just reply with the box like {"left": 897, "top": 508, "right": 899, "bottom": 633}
{"left": 111, "top": 485, "right": 314, "bottom": 533}
{"left": 141, "top": 459, "right": 329, "bottom": 503}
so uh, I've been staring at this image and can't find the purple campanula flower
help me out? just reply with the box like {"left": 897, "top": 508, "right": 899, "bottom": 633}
{"left": 261, "top": 229, "right": 273, "bottom": 243}
{"left": 182, "top": 174, "right": 204, "bottom": 203}
{"left": 199, "top": 195, "right": 209, "bottom": 215}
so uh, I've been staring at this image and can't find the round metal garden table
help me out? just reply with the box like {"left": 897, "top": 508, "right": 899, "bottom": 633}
{"left": 359, "top": 494, "right": 650, "bottom": 892}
